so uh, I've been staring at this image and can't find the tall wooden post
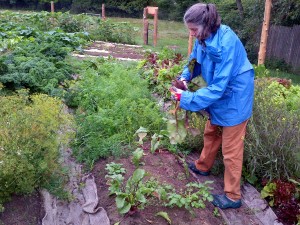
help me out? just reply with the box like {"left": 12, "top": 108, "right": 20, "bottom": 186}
{"left": 143, "top": 8, "right": 148, "bottom": 45}
{"left": 188, "top": 33, "right": 193, "bottom": 56}
{"left": 50, "top": 1, "right": 54, "bottom": 13}
{"left": 143, "top": 7, "right": 158, "bottom": 47}
{"left": 258, "top": 0, "right": 272, "bottom": 65}
{"left": 102, "top": 4, "right": 106, "bottom": 20}
{"left": 153, "top": 8, "right": 158, "bottom": 47}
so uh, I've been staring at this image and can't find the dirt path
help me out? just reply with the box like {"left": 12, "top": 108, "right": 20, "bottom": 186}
{"left": 72, "top": 41, "right": 145, "bottom": 61}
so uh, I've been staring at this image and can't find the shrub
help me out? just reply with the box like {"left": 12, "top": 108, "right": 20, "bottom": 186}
{"left": 245, "top": 78, "right": 300, "bottom": 180}
{"left": 0, "top": 91, "right": 73, "bottom": 206}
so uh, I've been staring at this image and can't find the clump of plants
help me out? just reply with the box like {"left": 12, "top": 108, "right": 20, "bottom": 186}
{"left": 138, "top": 48, "right": 186, "bottom": 98}
{"left": 261, "top": 179, "right": 300, "bottom": 224}
{"left": 0, "top": 89, "right": 73, "bottom": 210}
{"left": 105, "top": 162, "right": 214, "bottom": 216}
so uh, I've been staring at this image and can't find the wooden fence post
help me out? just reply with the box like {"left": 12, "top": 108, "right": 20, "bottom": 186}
{"left": 153, "top": 8, "right": 158, "bottom": 47}
{"left": 143, "top": 8, "right": 148, "bottom": 45}
{"left": 143, "top": 7, "right": 158, "bottom": 47}
{"left": 258, "top": 0, "right": 272, "bottom": 65}
{"left": 102, "top": 4, "right": 106, "bottom": 20}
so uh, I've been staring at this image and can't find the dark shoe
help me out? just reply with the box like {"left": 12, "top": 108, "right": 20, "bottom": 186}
{"left": 188, "top": 163, "right": 210, "bottom": 176}
{"left": 212, "top": 194, "right": 242, "bottom": 209}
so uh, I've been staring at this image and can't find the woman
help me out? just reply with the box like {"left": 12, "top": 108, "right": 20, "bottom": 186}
{"left": 170, "top": 3, "right": 254, "bottom": 209}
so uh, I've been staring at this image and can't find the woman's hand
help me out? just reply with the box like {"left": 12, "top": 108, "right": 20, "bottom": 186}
{"left": 169, "top": 86, "right": 183, "bottom": 101}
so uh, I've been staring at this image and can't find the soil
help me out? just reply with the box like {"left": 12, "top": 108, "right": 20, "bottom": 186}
{"left": 0, "top": 192, "right": 43, "bottom": 225}
{"left": 73, "top": 41, "right": 146, "bottom": 61}
{"left": 92, "top": 144, "right": 225, "bottom": 225}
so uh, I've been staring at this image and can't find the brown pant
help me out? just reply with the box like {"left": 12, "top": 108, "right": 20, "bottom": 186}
{"left": 195, "top": 120, "right": 248, "bottom": 200}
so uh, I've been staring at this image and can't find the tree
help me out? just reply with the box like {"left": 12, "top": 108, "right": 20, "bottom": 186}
{"left": 236, "top": 0, "right": 244, "bottom": 19}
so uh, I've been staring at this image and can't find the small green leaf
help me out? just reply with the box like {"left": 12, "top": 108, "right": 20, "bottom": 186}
{"left": 132, "top": 148, "right": 144, "bottom": 167}
{"left": 119, "top": 202, "right": 131, "bottom": 214}
{"left": 131, "top": 168, "right": 145, "bottom": 183}
{"left": 156, "top": 211, "right": 171, "bottom": 224}
{"left": 135, "top": 127, "right": 148, "bottom": 134}
{"left": 116, "top": 196, "right": 126, "bottom": 208}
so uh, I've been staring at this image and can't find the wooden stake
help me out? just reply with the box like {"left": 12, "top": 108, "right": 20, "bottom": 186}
{"left": 188, "top": 33, "right": 193, "bottom": 56}
{"left": 143, "top": 19, "right": 149, "bottom": 45}
{"left": 143, "top": 8, "right": 148, "bottom": 45}
{"left": 102, "top": 4, "right": 106, "bottom": 20}
{"left": 50, "top": 1, "right": 54, "bottom": 13}
{"left": 153, "top": 8, "right": 158, "bottom": 47}
{"left": 258, "top": 0, "right": 272, "bottom": 65}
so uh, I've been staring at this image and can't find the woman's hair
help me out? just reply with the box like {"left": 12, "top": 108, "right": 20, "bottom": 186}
{"left": 184, "top": 3, "right": 221, "bottom": 40}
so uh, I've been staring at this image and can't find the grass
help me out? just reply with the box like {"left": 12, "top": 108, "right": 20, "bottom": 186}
{"left": 108, "top": 17, "right": 190, "bottom": 56}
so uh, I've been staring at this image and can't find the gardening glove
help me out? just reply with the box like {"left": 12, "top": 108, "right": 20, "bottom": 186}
{"left": 170, "top": 86, "right": 183, "bottom": 101}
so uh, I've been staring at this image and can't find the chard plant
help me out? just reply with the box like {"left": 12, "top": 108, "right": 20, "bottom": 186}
{"left": 105, "top": 163, "right": 165, "bottom": 215}
{"left": 105, "top": 162, "right": 214, "bottom": 216}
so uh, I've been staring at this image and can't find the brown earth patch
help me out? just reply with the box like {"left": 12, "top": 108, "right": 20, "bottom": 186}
{"left": 77, "top": 41, "right": 146, "bottom": 60}
{"left": 0, "top": 192, "right": 43, "bottom": 225}
{"left": 91, "top": 144, "right": 225, "bottom": 225}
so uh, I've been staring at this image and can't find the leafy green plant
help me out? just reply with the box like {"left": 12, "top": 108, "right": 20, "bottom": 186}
{"left": 131, "top": 148, "right": 144, "bottom": 168}
{"left": 261, "top": 179, "right": 300, "bottom": 224}
{"left": 105, "top": 164, "right": 162, "bottom": 215}
{"left": 165, "top": 181, "right": 214, "bottom": 214}
{"left": 213, "top": 207, "right": 220, "bottom": 217}
{"left": 261, "top": 182, "right": 277, "bottom": 206}
{"left": 105, "top": 162, "right": 126, "bottom": 195}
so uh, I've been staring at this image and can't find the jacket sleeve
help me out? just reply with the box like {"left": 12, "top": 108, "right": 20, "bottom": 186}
{"left": 179, "top": 40, "right": 201, "bottom": 81}
{"left": 180, "top": 31, "right": 237, "bottom": 111}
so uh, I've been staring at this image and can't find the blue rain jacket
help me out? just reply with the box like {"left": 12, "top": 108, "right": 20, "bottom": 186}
{"left": 179, "top": 25, "right": 254, "bottom": 126}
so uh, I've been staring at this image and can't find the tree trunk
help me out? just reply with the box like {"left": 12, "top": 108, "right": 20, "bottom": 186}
{"left": 236, "top": 0, "right": 244, "bottom": 19}
{"left": 258, "top": 0, "right": 272, "bottom": 65}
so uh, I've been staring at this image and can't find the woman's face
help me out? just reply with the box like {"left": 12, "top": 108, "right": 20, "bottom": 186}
{"left": 187, "top": 23, "right": 204, "bottom": 40}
